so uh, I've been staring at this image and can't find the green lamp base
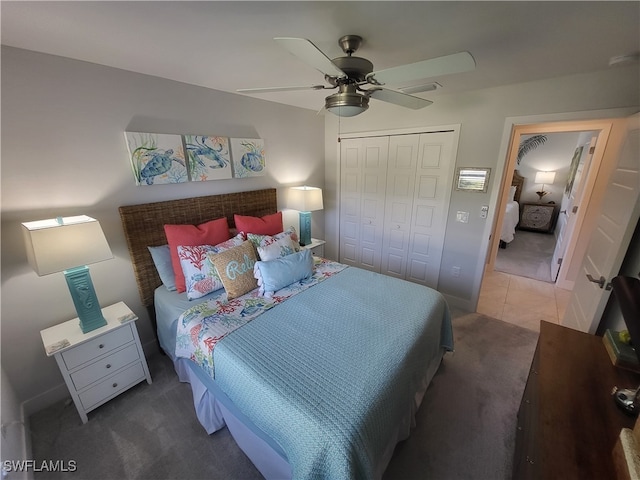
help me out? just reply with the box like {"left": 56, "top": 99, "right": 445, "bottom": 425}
{"left": 64, "top": 266, "right": 107, "bottom": 333}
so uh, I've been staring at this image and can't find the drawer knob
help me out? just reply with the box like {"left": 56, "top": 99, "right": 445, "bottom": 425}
{"left": 112, "top": 383, "right": 118, "bottom": 388}
{"left": 106, "top": 364, "right": 112, "bottom": 369}
{"left": 99, "top": 344, "right": 105, "bottom": 349}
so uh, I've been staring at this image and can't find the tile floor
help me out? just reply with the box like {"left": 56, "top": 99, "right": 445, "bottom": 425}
{"left": 477, "top": 269, "right": 572, "bottom": 332}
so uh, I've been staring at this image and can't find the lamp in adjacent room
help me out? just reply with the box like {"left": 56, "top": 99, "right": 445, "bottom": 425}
{"left": 22, "top": 215, "right": 113, "bottom": 333}
{"left": 288, "top": 186, "right": 323, "bottom": 246}
{"left": 534, "top": 171, "right": 556, "bottom": 201}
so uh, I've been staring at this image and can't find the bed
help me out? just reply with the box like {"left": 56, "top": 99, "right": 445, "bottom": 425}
{"left": 500, "top": 170, "right": 524, "bottom": 247}
{"left": 119, "top": 188, "right": 453, "bottom": 479}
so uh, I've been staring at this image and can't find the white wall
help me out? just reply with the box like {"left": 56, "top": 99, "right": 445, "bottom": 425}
{"left": 1, "top": 47, "right": 325, "bottom": 412}
{"left": 324, "top": 66, "right": 639, "bottom": 309}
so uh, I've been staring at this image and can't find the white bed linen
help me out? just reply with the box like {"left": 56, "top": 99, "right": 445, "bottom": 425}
{"left": 501, "top": 200, "right": 520, "bottom": 243}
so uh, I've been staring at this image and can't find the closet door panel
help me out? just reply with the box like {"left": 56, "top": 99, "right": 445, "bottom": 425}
{"left": 339, "top": 137, "right": 388, "bottom": 271}
{"left": 381, "top": 135, "right": 419, "bottom": 279}
{"left": 407, "top": 132, "right": 456, "bottom": 288}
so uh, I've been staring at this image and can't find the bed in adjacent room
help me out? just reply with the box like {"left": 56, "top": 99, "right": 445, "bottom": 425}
{"left": 500, "top": 170, "right": 524, "bottom": 247}
{"left": 119, "top": 188, "right": 453, "bottom": 480}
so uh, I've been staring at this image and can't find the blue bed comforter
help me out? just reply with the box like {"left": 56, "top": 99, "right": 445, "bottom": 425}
{"left": 213, "top": 267, "right": 453, "bottom": 479}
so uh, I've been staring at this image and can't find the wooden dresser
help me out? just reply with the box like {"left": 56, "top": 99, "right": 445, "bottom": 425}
{"left": 513, "top": 321, "right": 640, "bottom": 479}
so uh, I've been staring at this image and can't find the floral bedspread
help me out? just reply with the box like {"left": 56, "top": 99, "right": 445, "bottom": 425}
{"left": 175, "top": 257, "right": 347, "bottom": 377}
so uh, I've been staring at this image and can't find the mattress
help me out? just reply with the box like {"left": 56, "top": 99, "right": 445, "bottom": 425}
{"left": 501, "top": 200, "right": 520, "bottom": 243}
{"left": 155, "top": 262, "right": 452, "bottom": 479}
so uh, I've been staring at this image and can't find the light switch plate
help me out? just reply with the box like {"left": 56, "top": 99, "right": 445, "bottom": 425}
{"left": 456, "top": 211, "right": 469, "bottom": 223}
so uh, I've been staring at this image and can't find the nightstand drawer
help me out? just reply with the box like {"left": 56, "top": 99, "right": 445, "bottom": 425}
{"left": 78, "top": 362, "right": 145, "bottom": 410}
{"left": 70, "top": 343, "right": 140, "bottom": 391}
{"left": 62, "top": 324, "right": 134, "bottom": 370}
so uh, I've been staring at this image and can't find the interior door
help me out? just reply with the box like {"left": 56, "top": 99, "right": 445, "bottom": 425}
{"left": 551, "top": 137, "right": 596, "bottom": 282}
{"left": 562, "top": 114, "right": 640, "bottom": 333}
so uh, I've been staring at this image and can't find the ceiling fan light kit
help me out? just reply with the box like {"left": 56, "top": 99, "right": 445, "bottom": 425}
{"left": 325, "top": 84, "right": 369, "bottom": 117}
{"left": 239, "top": 35, "right": 476, "bottom": 117}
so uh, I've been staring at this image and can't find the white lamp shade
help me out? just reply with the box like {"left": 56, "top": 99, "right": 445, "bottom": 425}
{"left": 534, "top": 171, "right": 556, "bottom": 185}
{"left": 289, "top": 186, "right": 324, "bottom": 212}
{"left": 22, "top": 215, "right": 113, "bottom": 276}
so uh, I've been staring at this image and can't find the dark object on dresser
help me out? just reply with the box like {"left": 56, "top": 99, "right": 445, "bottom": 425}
{"left": 513, "top": 321, "right": 639, "bottom": 479}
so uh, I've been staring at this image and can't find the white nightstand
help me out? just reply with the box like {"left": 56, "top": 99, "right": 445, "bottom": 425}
{"left": 40, "top": 302, "right": 152, "bottom": 423}
{"left": 301, "top": 238, "right": 325, "bottom": 257}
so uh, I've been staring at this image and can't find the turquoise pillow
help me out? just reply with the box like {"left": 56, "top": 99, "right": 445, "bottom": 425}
{"left": 148, "top": 245, "right": 176, "bottom": 291}
{"left": 253, "top": 250, "right": 313, "bottom": 297}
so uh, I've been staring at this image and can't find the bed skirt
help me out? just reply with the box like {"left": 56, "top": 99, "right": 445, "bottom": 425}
{"left": 169, "top": 347, "right": 446, "bottom": 480}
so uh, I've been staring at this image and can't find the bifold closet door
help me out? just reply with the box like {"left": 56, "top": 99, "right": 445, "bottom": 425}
{"left": 339, "top": 136, "right": 389, "bottom": 271}
{"left": 340, "top": 131, "right": 456, "bottom": 287}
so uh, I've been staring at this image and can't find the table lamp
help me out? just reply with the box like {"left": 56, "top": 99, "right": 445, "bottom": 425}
{"left": 22, "top": 215, "right": 113, "bottom": 333}
{"left": 289, "top": 186, "right": 323, "bottom": 246}
{"left": 534, "top": 171, "right": 556, "bottom": 201}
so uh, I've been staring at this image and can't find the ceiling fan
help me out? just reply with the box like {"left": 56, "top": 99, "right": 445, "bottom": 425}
{"left": 237, "top": 35, "right": 476, "bottom": 117}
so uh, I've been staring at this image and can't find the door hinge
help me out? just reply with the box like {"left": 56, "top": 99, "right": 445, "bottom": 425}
{"left": 557, "top": 258, "right": 563, "bottom": 265}
{"left": 589, "top": 146, "right": 596, "bottom": 154}
{"left": 572, "top": 206, "right": 579, "bottom": 214}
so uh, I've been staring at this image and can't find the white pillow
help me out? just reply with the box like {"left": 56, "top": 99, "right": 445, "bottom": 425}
{"left": 248, "top": 227, "right": 301, "bottom": 261}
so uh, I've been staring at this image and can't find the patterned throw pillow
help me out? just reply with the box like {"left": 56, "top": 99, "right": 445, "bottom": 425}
{"left": 178, "top": 234, "right": 244, "bottom": 300}
{"left": 248, "top": 227, "right": 301, "bottom": 261}
{"left": 164, "top": 217, "right": 230, "bottom": 293}
{"left": 209, "top": 241, "right": 258, "bottom": 300}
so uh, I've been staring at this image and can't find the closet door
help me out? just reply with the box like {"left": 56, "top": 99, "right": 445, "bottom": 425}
{"left": 406, "top": 132, "right": 456, "bottom": 288}
{"left": 381, "top": 135, "right": 420, "bottom": 279}
{"left": 339, "top": 136, "right": 389, "bottom": 271}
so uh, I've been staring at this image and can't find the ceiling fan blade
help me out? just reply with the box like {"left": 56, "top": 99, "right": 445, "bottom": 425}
{"left": 237, "top": 85, "right": 329, "bottom": 94}
{"left": 274, "top": 37, "right": 346, "bottom": 78}
{"left": 367, "top": 51, "right": 476, "bottom": 86}
{"left": 367, "top": 88, "right": 433, "bottom": 110}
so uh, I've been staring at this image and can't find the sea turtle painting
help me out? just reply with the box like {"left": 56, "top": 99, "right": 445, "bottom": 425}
{"left": 139, "top": 149, "right": 186, "bottom": 185}
{"left": 125, "top": 132, "right": 188, "bottom": 186}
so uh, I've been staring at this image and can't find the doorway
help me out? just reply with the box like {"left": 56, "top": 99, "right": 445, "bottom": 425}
{"left": 478, "top": 118, "right": 618, "bottom": 331}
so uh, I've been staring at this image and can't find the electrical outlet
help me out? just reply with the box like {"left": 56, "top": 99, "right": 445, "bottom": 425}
{"left": 451, "top": 266, "right": 461, "bottom": 277}
{"left": 480, "top": 205, "right": 489, "bottom": 219}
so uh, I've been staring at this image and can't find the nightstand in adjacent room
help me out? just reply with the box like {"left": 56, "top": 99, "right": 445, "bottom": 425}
{"left": 519, "top": 203, "right": 558, "bottom": 233}
{"left": 301, "top": 238, "right": 325, "bottom": 257}
{"left": 40, "top": 302, "right": 152, "bottom": 423}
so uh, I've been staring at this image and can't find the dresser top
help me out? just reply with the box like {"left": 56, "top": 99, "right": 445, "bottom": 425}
{"left": 40, "top": 302, "right": 137, "bottom": 356}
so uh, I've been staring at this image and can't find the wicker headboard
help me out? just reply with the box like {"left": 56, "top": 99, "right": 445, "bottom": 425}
{"left": 119, "top": 188, "right": 277, "bottom": 307}
{"left": 512, "top": 170, "right": 525, "bottom": 204}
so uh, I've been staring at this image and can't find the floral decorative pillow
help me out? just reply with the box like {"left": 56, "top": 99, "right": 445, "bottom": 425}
{"left": 178, "top": 234, "right": 244, "bottom": 300}
{"left": 248, "top": 227, "right": 301, "bottom": 261}
{"left": 209, "top": 241, "right": 258, "bottom": 300}
{"left": 164, "top": 217, "right": 230, "bottom": 293}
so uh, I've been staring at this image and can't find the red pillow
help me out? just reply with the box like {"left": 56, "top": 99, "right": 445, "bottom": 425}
{"left": 164, "top": 217, "right": 230, "bottom": 293}
{"left": 234, "top": 212, "right": 283, "bottom": 236}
